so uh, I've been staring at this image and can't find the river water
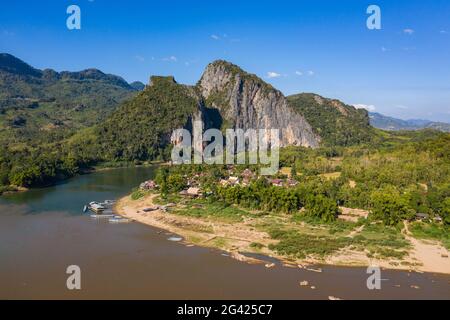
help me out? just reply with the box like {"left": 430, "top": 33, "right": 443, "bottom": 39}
{"left": 0, "top": 167, "right": 449, "bottom": 299}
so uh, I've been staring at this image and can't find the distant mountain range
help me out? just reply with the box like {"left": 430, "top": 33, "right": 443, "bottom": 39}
{"left": 369, "top": 112, "right": 450, "bottom": 132}
{"left": 0, "top": 53, "right": 144, "bottom": 144}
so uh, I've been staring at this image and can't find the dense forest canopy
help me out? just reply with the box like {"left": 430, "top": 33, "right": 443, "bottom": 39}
{"left": 287, "top": 93, "right": 375, "bottom": 146}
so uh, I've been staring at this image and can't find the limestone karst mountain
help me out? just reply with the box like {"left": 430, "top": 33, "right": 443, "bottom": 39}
{"left": 198, "top": 60, "right": 320, "bottom": 147}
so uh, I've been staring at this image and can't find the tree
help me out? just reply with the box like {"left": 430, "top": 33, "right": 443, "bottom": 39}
{"left": 291, "top": 160, "right": 298, "bottom": 178}
{"left": 0, "top": 162, "right": 10, "bottom": 186}
{"left": 155, "top": 168, "right": 169, "bottom": 195}
{"left": 370, "top": 187, "right": 415, "bottom": 226}
{"left": 442, "top": 198, "right": 450, "bottom": 225}
{"left": 305, "top": 195, "right": 340, "bottom": 222}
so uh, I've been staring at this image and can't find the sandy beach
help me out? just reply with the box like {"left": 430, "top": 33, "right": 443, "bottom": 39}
{"left": 115, "top": 193, "right": 450, "bottom": 275}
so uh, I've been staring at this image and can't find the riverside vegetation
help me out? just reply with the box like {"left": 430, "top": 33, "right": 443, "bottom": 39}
{"left": 121, "top": 130, "right": 449, "bottom": 270}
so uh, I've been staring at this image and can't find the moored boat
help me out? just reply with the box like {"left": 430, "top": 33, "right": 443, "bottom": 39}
{"left": 90, "top": 214, "right": 115, "bottom": 219}
{"left": 109, "top": 217, "right": 132, "bottom": 223}
{"left": 88, "top": 202, "right": 106, "bottom": 213}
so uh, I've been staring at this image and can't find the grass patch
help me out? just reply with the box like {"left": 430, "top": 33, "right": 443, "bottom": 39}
{"left": 352, "top": 226, "right": 410, "bottom": 259}
{"left": 367, "top": 247, "right": 408, "bottom": 260}
{"left": 173, "top": 198, "right": 250, "bottom": 223}
{"left": 185, "top": 235, "right": 204, "bottom": 245}
{"left": 250, "top": 242, "right": 265, "bottom": 250}
{"left": 154, "top": 193, "right": 182, "bottom": 205}
{"left": 361, "top": 222, "right": 403, "bottom": 239}
{"left": 179, "top": 223, "right": 214, "bottom": 234}
{"left": 212, "top": 237, "right": 228, "bottom": 249}
{"left": 267, "top": 223, "right": 410, "bottom": 261}
{"left": 410, "top": 222, "right": 450, "bottom": 249}
{"left": 292, "top": 213, "right": 357, "bottom": 235}
{"left": 131, "top": 188, "right": 147, "bottom": 200}
{"left": 357, "top": 223, "right": 410, "bottom": 252}
{"left": 268, "top": 228, "right": 352, "bottom": 259}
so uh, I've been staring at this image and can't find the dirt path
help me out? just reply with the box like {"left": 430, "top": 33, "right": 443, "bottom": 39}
{"left": 402, "top": 221, "right": 450, "bottom": 274}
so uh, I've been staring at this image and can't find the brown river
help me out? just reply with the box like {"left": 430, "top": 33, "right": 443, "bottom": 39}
{"left": 0, "top": 167, "right": 449, "bottom": 299}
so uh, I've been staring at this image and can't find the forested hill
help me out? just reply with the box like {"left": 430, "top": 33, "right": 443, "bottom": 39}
{"left": 68, "top": 76, "right": 202, "bottom": 162}
{"left": 0, "top": 53, "right": 142, "bottom": 149}
{"left": 287, "top": 93, "right": 375, "bottom": 146}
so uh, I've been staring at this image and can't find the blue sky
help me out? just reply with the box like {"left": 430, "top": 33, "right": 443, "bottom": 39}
{"left": 1, "top": 0, "right": 449, "bottom": 122}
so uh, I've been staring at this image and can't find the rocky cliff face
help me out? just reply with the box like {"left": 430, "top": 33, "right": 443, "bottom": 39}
{"left": 197, "top": 60, "right": 320, "bottom": 147}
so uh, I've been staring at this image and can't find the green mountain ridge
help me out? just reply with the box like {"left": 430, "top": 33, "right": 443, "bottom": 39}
{"left": 0, "top": 53, "right": 134, "bottom": 89}
{"left": 0, "top": 53, "right": 142, "bottom": 148}
{"left": 0, "top": 53, "right": 42, "bottom": 77}
{"left": 287, "top": 93, "right": 375, "bottom": 146}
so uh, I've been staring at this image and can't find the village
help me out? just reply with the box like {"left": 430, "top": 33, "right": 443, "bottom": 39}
{"left": 136, "top": 166, "right": 442, "bottom": 224}
{"left": 140, "top": 167, "right": 298, "bottom": 196}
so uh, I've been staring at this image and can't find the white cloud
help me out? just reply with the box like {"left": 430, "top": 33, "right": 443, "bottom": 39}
{"left": 162, "top": 56, "right": 177, "bottom": 62}
{"left": 211, "top": 34, "right": 220, "bottom": 40}
{"left": 440, "top": 30, "right": 448, "bottom": 34}
{"left": 1, "top": 30, "right": 15, "bottom": 36}
{"left": 353, "top": 104, "right": 376, "bottom": 112}
{"left": 295, "top": 70, "right": 314, "bottom": 76}
{"left": 266, "top": 72, "right": 281, "bottom": 79}
{"left": 395, "top": 105, "right": 409, "bottom": 110}
{"left": 403, "top": 28, "right": 414, "bottom": 35}
{"left": 135, "top": 55, "right": 145, "bottom": 62}
{"left": 184, "top": 61, "right": 193, "bottom": 66}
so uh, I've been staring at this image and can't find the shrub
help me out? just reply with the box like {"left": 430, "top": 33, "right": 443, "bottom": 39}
{"left": 131, "top": 189, "right": 146, "bottom": 200}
